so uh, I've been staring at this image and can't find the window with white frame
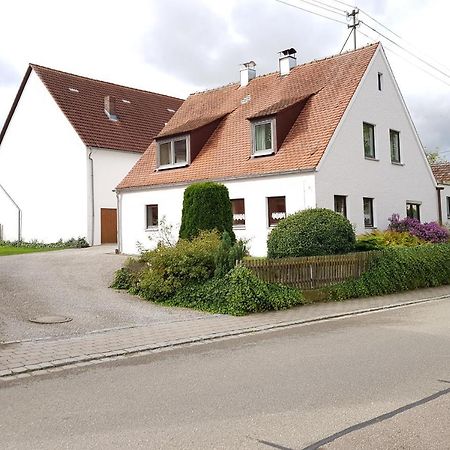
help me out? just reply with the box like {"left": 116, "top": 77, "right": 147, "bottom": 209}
{"left": 363, "top": 122, "right": 376, "bottom": 159}
{"left": 377, "top": 72, "right": 383, "bottom": 91}
{"left": 146, "top": 204, "right": 158, "bottom": 229}
{"left": 268, "top": 196, "right": 286, "bottom": 226}
{"left": 390, "top": 129, "right": 401, "bottom": 163}
{"left": 252, "top": 118, "right": 276, "bottom": 156}
{"left": 363, "top": 197, "right": 374, "bottom": 228}
{"left": 406, "top": 202, "right": 421, "bottom": 221}
{"left": 334, "top": 195, "right": 347, "bottom": 218}
{"left": 157, "top": 135, "right": 189, "bottom": 168}
{"left": 231, "top": 199, "right": 246, "bottom": 227}
{"left": 447, "top": 196, "right": 450, "bottom": 219}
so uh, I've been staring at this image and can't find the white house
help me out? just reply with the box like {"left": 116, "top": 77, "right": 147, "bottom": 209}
{"left": 431, "top": 163, "right": 450, "bottom": 226}
{"left": 0, "top": 64, "right": 183, "bottom": 245}
{"left": 117, "top": 43, "right": 439, "bottom": 256}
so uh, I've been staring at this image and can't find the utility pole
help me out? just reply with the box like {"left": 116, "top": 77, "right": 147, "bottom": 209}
{"left": 347, "top": 8, "right": 360, "bottom": 50}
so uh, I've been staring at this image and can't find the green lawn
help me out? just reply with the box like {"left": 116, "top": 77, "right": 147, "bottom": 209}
{"left": 0, "top": 246, "right": 60, "bottom": 256}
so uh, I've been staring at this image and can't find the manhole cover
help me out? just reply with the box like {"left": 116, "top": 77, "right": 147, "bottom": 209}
{"left": 29, "top": 315, "right": 73, "bottom": 324}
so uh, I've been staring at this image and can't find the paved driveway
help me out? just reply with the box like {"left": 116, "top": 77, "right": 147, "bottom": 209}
{"left": 0, "top": 246, "right": 206, "bottom": 343}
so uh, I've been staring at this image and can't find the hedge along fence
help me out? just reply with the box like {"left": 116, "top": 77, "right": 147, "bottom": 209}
{"left": 240, "top": 251, "right": 380, "bottom": 290}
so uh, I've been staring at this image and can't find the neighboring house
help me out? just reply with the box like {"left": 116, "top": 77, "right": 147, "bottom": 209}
{"left": 0, "top": 64, "right": 183, "bottom": 244}
{"left": 431, "top": 162, "right": 450, "bottom": 225}
{"left": 117, "top": 43, "right": 438, "bottom": 256}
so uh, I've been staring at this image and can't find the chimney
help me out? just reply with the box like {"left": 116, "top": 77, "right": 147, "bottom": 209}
{"left": 240, "top": 61, "right": 256, "bottom": 87}
{"left": 278, "top": 48, "right": 297, "bottom": 76}
{"left": 104, "top": 95, "right": 118, "bottom": 121}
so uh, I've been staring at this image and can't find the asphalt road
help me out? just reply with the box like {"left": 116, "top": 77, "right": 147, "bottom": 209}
{"left": 1, "top": 298, "right": 449, "bottom": 449}
{"left": 0, "top": 246, "right": 205, "bottom": 342}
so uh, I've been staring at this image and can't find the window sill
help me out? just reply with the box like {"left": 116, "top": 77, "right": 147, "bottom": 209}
{"left": 252, "top": 149, "right": 275, "bottom": 157}
{"left": 233, "top": 225, "right": 246, "bottom": 230}
{"left": 391, "top": 161, "right": 404, "bottom": 166}
{"left": 157, "top": 162, "right": 188, "bottom": 171}
{"left": 145, "top": 227, "right": 159, "bottom": 232}
{"left": 364, "top": 157, "right": 379, "bottom": 162}
{"left": 364, "top": 226, "right": 377, "bottom": 230}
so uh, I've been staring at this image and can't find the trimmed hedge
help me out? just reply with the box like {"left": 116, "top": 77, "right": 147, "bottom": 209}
{"left": 328, "top": 244, "right": 450, "bottom": 300}
{"left": 179, "top": 182, "right": 235, "bottom": 241}
{"left": 268, "top": 208, "right": 356, "bottom": 258}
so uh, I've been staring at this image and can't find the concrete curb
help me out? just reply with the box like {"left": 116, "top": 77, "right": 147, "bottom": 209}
{"left": 1, "top": 294, "right": 448, "bottom": 381}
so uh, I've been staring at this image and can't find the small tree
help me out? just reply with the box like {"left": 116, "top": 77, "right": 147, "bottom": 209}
{"left": 179, "top": 182, "right": 235, "bottom": 241}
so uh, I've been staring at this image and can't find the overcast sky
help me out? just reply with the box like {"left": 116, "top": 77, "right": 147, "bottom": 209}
{"left": 1, "top": 0, "right": 449, "bottom": 159}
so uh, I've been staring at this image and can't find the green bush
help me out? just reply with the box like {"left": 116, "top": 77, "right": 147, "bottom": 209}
{"left": 0, "top": 237, "right": 89, "bottom": 249}
{"left": 169, "top": 266, "right": 304, "bottom": 316}
{"left": 214, "top": 231, "right": 247, "bottom": 277}
{"left": 328, "top": 244, "right": 450, "bottom": 300}
{"left": 267, "top": 208, "right": 355, "bottom": 258}
{"left": 179, "top": 182, "right": 235, "bottom": 241}
{"left": 355, "top": 230, "right": 427, "bottom": 251}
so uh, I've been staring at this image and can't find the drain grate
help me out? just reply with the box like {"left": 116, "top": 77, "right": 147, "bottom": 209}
{"left": 29, "top": 315, "right": 73, "bottom": 324}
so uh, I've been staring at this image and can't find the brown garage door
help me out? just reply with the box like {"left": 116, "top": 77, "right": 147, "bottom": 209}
{"left": 101, "top": 208, "right": 117, "bottom": 244}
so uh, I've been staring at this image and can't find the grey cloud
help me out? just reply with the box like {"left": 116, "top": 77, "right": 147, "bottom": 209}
{"left": 143, "top": 0, "right": 349, "bottom": 88}
{"left": 0, "top": 60, "right": 19, "bottom": 85}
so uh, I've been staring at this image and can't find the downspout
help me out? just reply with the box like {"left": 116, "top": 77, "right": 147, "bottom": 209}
{"left": 436, "top": 187, "right": 444, "bottom": 225}
{"left": 88, "top": 148, "right": 95, "bottom": 245}
{"left": 0, "top": 183, "right": 22, "bottom": 241}
{"left": 115, "top": 189, "right": 121, "bottom": 253}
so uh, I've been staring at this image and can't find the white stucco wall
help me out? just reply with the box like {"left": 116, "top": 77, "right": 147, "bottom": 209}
{"left": 89, "top": 147, "right": 141, "bottom": 245}
{"left": 315, "top": 46, "right": 438, "bottom": 234}
{"left": 0, "top": 71, "right": 88, "bottom": 242}
{"left": 119, "top": 172, "right": 316, "bottom": 256}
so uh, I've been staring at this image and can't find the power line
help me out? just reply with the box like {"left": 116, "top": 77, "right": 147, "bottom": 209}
{"left": 360, "top": 20, "right": 450, "bottom": 81}
{"left": 275, "top": 0, "right": 347, "bottom": 24}
{"left": 299, "top": 0, "right": 347, "bottom": 15}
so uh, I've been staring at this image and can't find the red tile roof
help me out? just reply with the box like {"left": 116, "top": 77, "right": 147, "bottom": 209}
{"left": 118, "top": 43, "right": 379, "bottom": 189}
{"left": 29, "top": 64, "right": 183, "bottom": 153}
{"left": 431, "top": 162, "right": 450, "bottom": 184}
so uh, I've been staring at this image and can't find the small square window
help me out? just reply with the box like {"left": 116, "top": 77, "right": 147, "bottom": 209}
{"left": 334, "top": 195, "right": 347, "bottom": 218}
{"left": 390, "top": 130, "right": 401, "bottom": 163}
{"left": 363, "top": 123, "right": 376, "bottom": 159}
{"left": 146, "top": 204, "right": 158, "bottom": 229}
{"left": 252, "top": 118, "right": 276, "bottom": 155}
{"left": 157, "top": 136, "right": 189, "bottom": 169}
{"left": 406, "top": 202, "right": 420, "bottom": 221}
{"left": 268, "top": 196, "right": 286, "bottom": 227}
{"left": 447, "top": 196, "right": 450, "bottom": 219}
{"left": 231, "top": 199, "right": 245, "bottom": 227}
{"left": 377, "top": 72, "right": 383, "bottom": 91}
{"left": 363, "top": 197, "right": 374, "bottom": 228}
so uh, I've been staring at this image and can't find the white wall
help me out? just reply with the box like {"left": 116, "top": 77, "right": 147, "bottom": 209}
{"left": 89, "top": 148, "right": 141, "bottom": 245}
{"left": 0, "top": 71, "right": 88, "bottom": 242}
{"left": 0, "top": 185, "right": 20, "bottom": 241}
{"left": 316, "top": 47, "right": 438, "bottom": 234}
{"left": 119, "top": 172, "right": 316, "bottom": 256}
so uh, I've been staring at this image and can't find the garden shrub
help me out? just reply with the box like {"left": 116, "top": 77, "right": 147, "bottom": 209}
{"left": 267, "top": 208, "right": 356, "bottom": 258}
{"left": 0, "top": 237, "right": 89, "bottom": 248}
{"left": 355, "top": 230, "right": 427, "bottom": 251}
{"left": 179, "top": 182, "right": 235, "bottom": 241}
{"left": 328, "top": 244, "right": 450, "bottom": 300}
{"left": 388, "top": 214, "right": 449, "bottom": 243}
{"left": 214, "top": 231, "right": 247, "bottom": 277}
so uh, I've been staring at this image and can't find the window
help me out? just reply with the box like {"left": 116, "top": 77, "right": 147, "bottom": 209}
{"left": 390, "top": 129, "right": 401, "bottom": 163}
{"left": 334, "top": 195, "right": 347, "bottom": 218}
{"left": 377, "top": 72, "right": 383, "bottom": 91}
{"left": 231, "top": 199, "right": 246, "bottom": 227}
{"left": 268, "top": 196, "right": 286, "bottom": 226}
{"left": 363, "top": 197, "right": 374, "bottom": 228}
{"left": 406, "top": 202, "right": 421, "bottom": 221}
{"left": 157, "top": 135, "right": 189, "bottom": 168}
{"left": 146, "top": 204, "right": 158, "bottom": 229}
{"left": 447, "top": 197, "right": 450, "bottom": 219}
{"left": 363, "top": 123, "right": 376, "bottom": 159}
{"left": 252, "top": 118, "right": 276, "bottom": 156}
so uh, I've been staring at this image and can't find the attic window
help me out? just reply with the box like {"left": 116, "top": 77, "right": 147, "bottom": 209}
{"left": 377, "top": 72, "right": 383, "bottom": 91}
{"left": 69, "top": 88, "right": 79, "bottom": 93}
{"left": 157, "top": 135, "right": 190, "bottom": 169}
{"left": 122, "top": 99, "right": 131, "bottom": 104}
{"left": 252, "top": 118, "right": 276, "bottom": 156}
{"left": 167, "top": 108, "right": 175, "bottom": 113}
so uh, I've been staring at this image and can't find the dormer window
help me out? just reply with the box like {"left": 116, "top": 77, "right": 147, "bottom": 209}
{"left": 157, "top": 135, "right": 190, "bottom": 169}
{"left": 252, "top": 118, "right": 276, "bottom": 156}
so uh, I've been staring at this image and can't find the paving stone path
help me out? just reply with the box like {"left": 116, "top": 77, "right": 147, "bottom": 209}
{"left": 1, "top": 285, "right": 449, "bottom": 381}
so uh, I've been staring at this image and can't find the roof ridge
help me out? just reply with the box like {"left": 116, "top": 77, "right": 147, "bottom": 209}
{"left": 189, "top": 42, "right": 380, "bottom": 97}
{"left": 29, "top": 63, "right": 184, "bottom": 101}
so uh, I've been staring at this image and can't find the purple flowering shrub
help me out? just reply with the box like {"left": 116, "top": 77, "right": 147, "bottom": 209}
{"left": 388, "top": 214, "right": 449, "bottom": 243}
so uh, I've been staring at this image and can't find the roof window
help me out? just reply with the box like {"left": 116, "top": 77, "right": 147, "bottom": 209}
{"left": 68, "top": 88, "right": 79, "bottom": 93}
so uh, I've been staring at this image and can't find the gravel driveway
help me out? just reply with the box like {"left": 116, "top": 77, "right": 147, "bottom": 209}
{"left": 0, "top": 246, "right": 207, "bottom": 343}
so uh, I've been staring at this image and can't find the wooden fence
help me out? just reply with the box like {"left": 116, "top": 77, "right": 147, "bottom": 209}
{"left": 239, "top": 251, "right": 379, "bottom": 290}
